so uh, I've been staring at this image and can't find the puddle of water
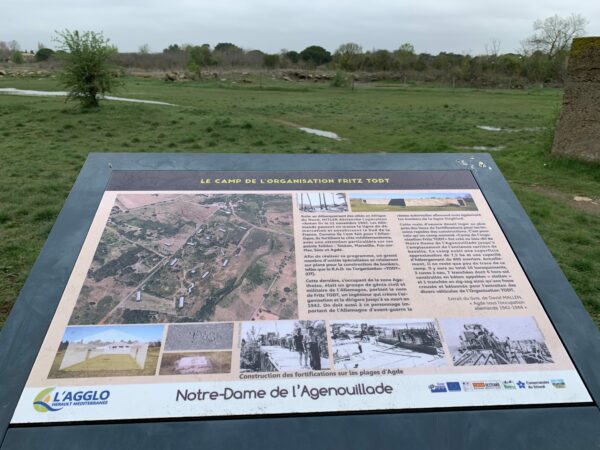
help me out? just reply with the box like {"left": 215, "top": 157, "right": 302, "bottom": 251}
{"left": 0, "top": 87, "right": 66, "bottom": 97}
{"left": 477, "top": 125, "right": 502, "bottom": 132}
{"left": 298, "top": 127, "right": 343, "bottom": 141}
{"left": 103, "top": 96, "right": 174, "bottom": 106}
{"left": 460, "top": 145, "right": 507, "bottom": 151}
{"left": 477, "top": 125, "right": 544, "bottom": 133}
{"left": 0, "top": 88, "right": 175, "bottom": 106}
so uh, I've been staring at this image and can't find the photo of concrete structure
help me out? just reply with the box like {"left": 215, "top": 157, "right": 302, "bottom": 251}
{"left": 240, "top": 321, "right": 330, "bottom": 372}
{"left": 331, "top": 320, "right": 446, "bottom": 369}
{"left": 349, "top": 192, "right": 477, "bottom": 212}
{"left": 297, "top": 193, "right": 348, "bottom": 213}
{"left": 441, "top": 316, "right": 553, "bottom": 366}
{"left": 159, "top": 351, "right": 232, "bottom": 375}
{"left": 48, "top": 325, "right": 163, "bottom": 378}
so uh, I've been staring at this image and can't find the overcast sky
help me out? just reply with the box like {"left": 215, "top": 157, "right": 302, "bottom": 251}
{"left": 2, "top": 0, "right": 599, "bottom": 54}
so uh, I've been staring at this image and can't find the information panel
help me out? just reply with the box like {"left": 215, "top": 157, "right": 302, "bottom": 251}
{"left": 12, "top": 170, "right": 591, "bottom": 423}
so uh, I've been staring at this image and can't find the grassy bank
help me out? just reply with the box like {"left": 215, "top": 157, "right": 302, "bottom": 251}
{"left": 0, "top": 75, "right": 598, "bottom": 327}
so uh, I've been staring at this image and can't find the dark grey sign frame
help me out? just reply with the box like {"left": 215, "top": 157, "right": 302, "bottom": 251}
{"left": 0, "top": 153, "right": 598, "bottom": 450}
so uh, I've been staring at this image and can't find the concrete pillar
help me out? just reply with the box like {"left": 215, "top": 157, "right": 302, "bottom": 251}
{"left": 552, "top": 37, "right": 600, "bottom": 162}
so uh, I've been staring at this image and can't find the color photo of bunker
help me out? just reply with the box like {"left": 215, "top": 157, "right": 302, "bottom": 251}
{"left": 68, "top": 193, "right": 297, "bottom": 325}
{"left": 240, "top": 321, "right": 330, "bottom": 372}
{"left": 331, "top": 320, "right": 446, "bottom": 369}
{"left": 48, "top": 325, "right": 163, "bottom": 378}
{"left": 441, "top": 316, "right": 553, "bottom": 366}
{"left": 159, "top": 351, "right": 232, "bottom": 375}
{"left": 349, "top": 192, "right": 477, "bottom": 212}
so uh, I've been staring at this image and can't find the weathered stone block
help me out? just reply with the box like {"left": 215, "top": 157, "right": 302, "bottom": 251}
{"left": 552, "top": 37, "right": 600, "bottom": 162}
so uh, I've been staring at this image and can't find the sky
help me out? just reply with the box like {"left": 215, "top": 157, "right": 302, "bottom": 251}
{"left": 2, "top": 0, "right": 599, "bottom": 55}
{"left": 62, "top": 325, "right": 164, "bottom": 343}
{"left": 349, "top": 192, "right": 471, "bottom": 199}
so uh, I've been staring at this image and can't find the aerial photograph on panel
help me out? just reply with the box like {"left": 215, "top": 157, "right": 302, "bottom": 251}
{"left": 68, "top": 193, "right": 297, "bottom": 325}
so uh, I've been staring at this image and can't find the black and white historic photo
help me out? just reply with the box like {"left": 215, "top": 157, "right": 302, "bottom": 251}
{"left": 330, "top": 320, "right": 446, "bottom": 369}
{"left": 240, "top": 320, "right": 330, "bottom": 372}
{"left": 440, "top": 316, "right": 553, "bottom": 366}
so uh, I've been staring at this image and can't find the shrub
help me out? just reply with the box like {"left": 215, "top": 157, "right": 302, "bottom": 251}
{"left": 54, "top": 30, "right": 122, "bottom": 108}
{"left": 35, "top": 48, "right": 55, "bottom": 62}
{"left": 330, "top": 70, "right": 350, "bottom": 87}
{"left": 10, "top": 51, "right": 23, "bottom": 64}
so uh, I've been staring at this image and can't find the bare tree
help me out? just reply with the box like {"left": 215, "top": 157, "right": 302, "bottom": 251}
{"left": 523, "top": 14, "right": 587, "bottom": 57}
{"left": 8, "top": 40, "right": 20, "bottom": 52}
{"left": 138, "top": 43, "right": 150, "bottom": 55}
{"left": 0, "top": 41, "right": 10, "bottom": 61}
{"left": 485, "top": 39, "right": 501, "bottom": 57}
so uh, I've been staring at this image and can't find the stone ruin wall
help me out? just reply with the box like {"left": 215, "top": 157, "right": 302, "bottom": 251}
{"left": 132, "top": 343, "right": 149, "bottom": 368}
{"left": 59, "top": 344, "right": 90, "bottom": 370}
{"left": 552, "top": 37, "right": 600, "bottom": 162}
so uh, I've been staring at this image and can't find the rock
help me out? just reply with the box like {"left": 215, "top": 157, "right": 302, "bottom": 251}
{"left": 0, "top": 70, "right": 7, "bottom": 76}
{"left": 552, "top": 37, "right": 600, "bottom": 162}
{"left": 282, "top": 76, "right": 292, "bottom": 82}
{"left": 165, "top": 72, "right": 177, "bottom": 82}
{"left": 573, "top": 196, "right": 593, "bottom": 202}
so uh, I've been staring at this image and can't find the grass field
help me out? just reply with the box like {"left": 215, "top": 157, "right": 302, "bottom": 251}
{"left": 48, "top": 347, "right": 160, "bottom": 378}
{"left": 64, "top": 355, "right": 143, "bottom": 371}
{"left": 0, "top": 75, "right": 598, "bottom": 326}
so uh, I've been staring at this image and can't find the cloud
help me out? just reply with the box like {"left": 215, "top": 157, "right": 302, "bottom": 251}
{"left": 2, "top": 0, "right": 598, "bottom": 54}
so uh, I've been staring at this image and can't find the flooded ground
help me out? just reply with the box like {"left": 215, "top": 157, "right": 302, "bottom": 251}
{"left": 273, "top": 119, "right": 345, "bottom": 141}
{"left": 0, "top": 88, "right": 175, "bottom": 106}
{"left": 477, "top": 125, "right": 545, "bottom": 132}
{"left": 298, "top": 127, "right": 343, "bottom": 140}
{"left": 459, "top": 145, "right": 507, "bottom": 151}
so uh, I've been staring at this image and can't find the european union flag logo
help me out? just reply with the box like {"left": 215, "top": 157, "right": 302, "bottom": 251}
{"left": 446, "top": 382, "right": 461, "bottom": 392}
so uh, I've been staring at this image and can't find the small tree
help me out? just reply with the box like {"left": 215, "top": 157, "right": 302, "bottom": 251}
{"left": 55, "top": 30, "right": 122, "bottom": 108}
{"left": 186, "top": 44, "right": 213, "bottom": 78}
{"left": 283, "top": 50, "right": 300, "bottom": 64}
{"left": 138, "top": 43, "right": 150, "bottom": 54}
{"left": 334, "top": 43, "right": 363, "bottom": 71}
{"left": 299, "top": 45, "right": 332, "bottom": 66}
{"left": 10, "top": 51, "right": 24, "bottom": 64}
{"left": 35, "top": 48, "right": 55, "bottom": 62}
{"left": 263, "top": 53, "right": 280, "bottom": 69}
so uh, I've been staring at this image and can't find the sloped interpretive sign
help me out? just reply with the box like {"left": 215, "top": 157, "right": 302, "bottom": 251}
{"left": 0, "top": 154, "right": 598, "bottom": 450}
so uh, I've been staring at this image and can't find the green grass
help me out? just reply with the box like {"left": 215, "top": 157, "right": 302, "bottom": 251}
{"left": 0, "top": 75, "right": 598, "bottom": 327}
{"left": 64, "top": 354, "right": 143, "bottom": 371}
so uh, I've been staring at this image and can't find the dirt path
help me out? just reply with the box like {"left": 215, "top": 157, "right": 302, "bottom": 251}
{"left": 521, "top": 185, "right": 600, "bottom": 216}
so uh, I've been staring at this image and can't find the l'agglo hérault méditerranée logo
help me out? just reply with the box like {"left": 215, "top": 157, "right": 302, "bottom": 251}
{"left": 33, "top": 387, "right": 110, "bottom": 412}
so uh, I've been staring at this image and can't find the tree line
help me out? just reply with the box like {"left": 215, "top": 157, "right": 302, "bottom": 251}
{"left": 0, "top": 14, "right": 587, "bottom": 109}
{"left": 1, "top": 14, "right": 586, "bottom": 86}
